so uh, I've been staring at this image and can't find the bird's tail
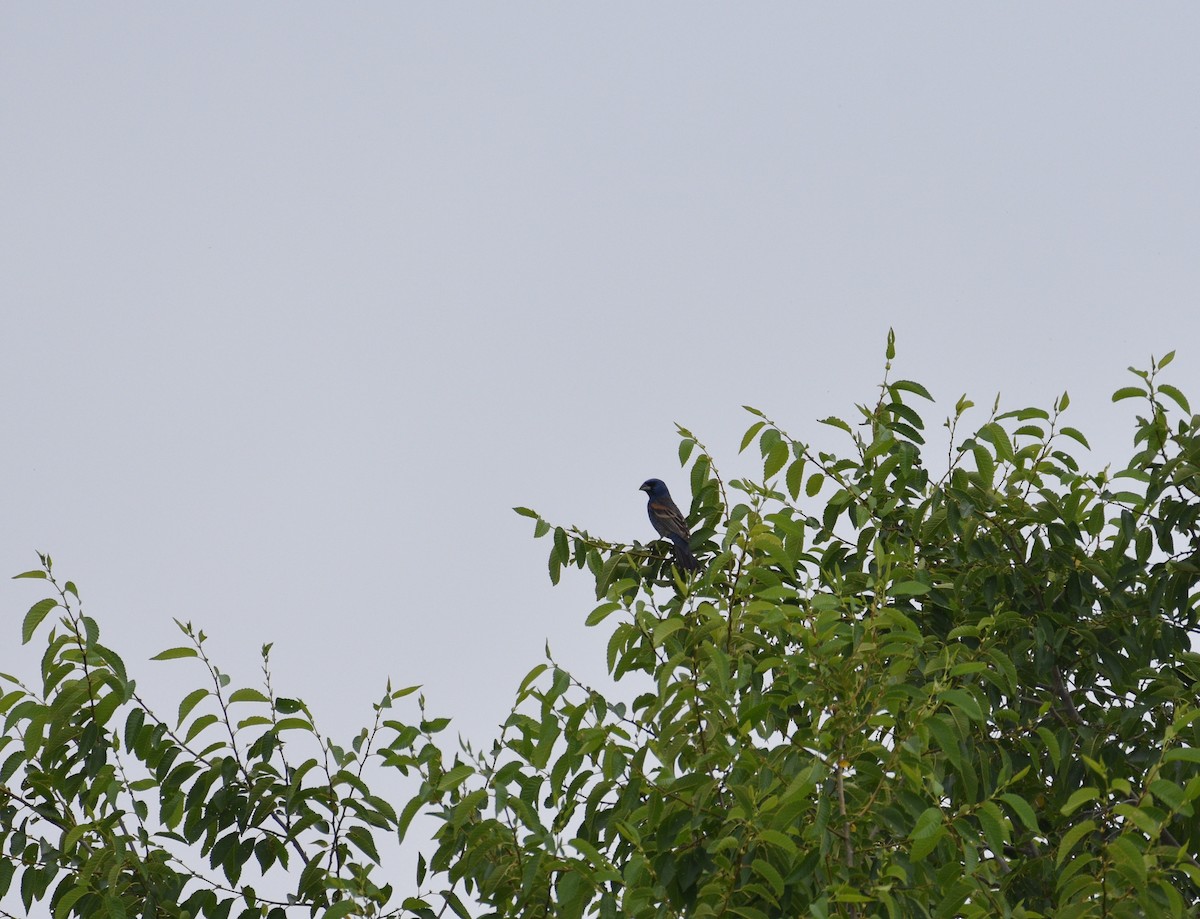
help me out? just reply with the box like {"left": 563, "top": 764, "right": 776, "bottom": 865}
{"left": 672, "top": 538, "right": 701, "bottom": 572}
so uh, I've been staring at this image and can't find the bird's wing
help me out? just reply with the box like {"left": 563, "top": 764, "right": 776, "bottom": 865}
{"left": 649, "top": 499, "right": 691, "bottom": 541}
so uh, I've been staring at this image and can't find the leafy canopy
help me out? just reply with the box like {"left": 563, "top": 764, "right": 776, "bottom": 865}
{"left": 3, "top": 332, "right": 1200, "bottom": 919}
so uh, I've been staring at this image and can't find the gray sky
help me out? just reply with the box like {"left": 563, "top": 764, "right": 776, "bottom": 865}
{"left": 2, "top": 1, "right": 1199, "bottom": 873}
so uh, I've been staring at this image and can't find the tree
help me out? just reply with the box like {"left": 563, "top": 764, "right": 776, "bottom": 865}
{"left": 4, "top": 333, "right": 1199, "bottom": 918}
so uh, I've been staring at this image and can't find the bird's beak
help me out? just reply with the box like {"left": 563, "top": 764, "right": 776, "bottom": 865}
{"left": 638, "top": 484, "right": 649, "bottom": 492}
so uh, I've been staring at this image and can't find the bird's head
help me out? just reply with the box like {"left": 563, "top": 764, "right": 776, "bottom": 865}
{"left": 639, "top": 478, "right": 668, "bottom": 497}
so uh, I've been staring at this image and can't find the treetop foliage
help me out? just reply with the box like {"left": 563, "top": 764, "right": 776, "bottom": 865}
{"left": 3, "top": 332, "right": 1199, "bottom": 918}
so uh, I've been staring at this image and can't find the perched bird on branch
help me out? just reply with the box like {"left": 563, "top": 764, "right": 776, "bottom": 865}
{"left": 639, "top": 478, "right": 700, "bottom": 571}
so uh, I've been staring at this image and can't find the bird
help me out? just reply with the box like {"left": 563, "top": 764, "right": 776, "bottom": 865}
{"left": 639, "top": 478, "right": 700, "bottom": 571}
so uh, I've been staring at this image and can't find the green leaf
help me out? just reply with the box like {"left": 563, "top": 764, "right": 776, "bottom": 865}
{"left": 941, "top": 689, "right": 983, "bottom": 721}
{"left": 752, "top": 858, "right": 785, "bottom": 898}
{"left": 22, "top": 598, "right": 57, "bottom": 644}
{"left": 972, "top": 444, "right": 995, "bottom": 486}
{"left": 1112, "top": 386, "right": 1146, "bottom": 402}
{"left": 553, "top": 527, "right": 569, "bottom": 566}
{"left": 785, "top": 459, "right": 805, "bottom": 501}
{"left": 346, "top": 825, "right": 380, "bottom": 864}
{"left": 830, "top": 886, "right": 872, "bottom": 904}
{"left": 1, "top": 750, "right": 25, "bottom": 784}
{"left": 397, "top": 795, "right": 423, "bottom": 843}
{"left": 805, "top": 472, "right": 824, "bottom": 497}
{"left": 152, "top": 647, "right": 198, "bottom": 661}
{"left": 512, "top": 506, "right": 539, "bottom": 518}
{"left": 891, "top": 379, "right": 933, "bottom": 401}
{"left": 1060, "top": 787, "right": 1099, "bottom": 816}
{"left": 911, "top": 806, "right": 943, "bottom": 838}
{"left": 177, "top": 688, "right": 209, "bottom": 728}
{"left": 228, "top": 688, "right": 270, "bottom": 704}
{"left": 1163, "top": 747, "right": 1200, "bottom": 764}
{"left": 653, "top": 617, "right": 685, "bottom": 645}
{"left": 764, "top": 441, "right": 788, "bottom": 479}
{"left": 891, "top": 580, "right": 930, "bottom": 596}
{"left": 275, "top": 717, "right": 314, "bottom": 732}
{"left": 740, "top": 421, "right": 767, "bottom": 454}
{"left": 517, "top": 664, "right": 548, "bottom": 700}
{"left": 0, "top": 857, "right": 13, "bottom": 899}
{"left": 1060, "top": 426, "right": 1090, "bottom": 449}
{"left": 1157, "top": 383, "right": 1191, "bottom": 414}
{"left": 1000, "top": 793, "right": 1040, "bottom": 832}
{"left": 437, "top": 764, "right": 474, "bottom": 792}
{"left": 184, "top": 713, "right": 218, "bottom": 743}
{"left": 1148, "top": 778, "right": 1185, "bottom": 810}
{"left": 678, "top": 438, "right": 695, "bottom": 466}
{"left": 979, "top": 423, "right": 1014, "bottom": 463}
{"left": 886, "top": 327, "right": 896, "bottom": 360}
{"left": 1107, "top": 835, "right": 1146, "bottom": 886}
{"left": 976, "top": 801, "right": 1009, "bottom": 856}
{"left": 1056, "top": 819, "right": 1096, "bottom": 868}
{"left": 585, "top": 602, "right": 621, "bottom": 627}
{"left": 54, "top": 886, "right": 89, "bottom": 919}
{"left": 909, "top": 807, "right": 944, "bottom": 861}
{"left": 570, "top": 837, "right": 610, "bottom": 869}
{"left": 757, "top": 829, "right": 798, "bottom": 857}
{"left": 0, "top": 689, "right": 24, "bottom": 715}
{"left": 12, "top": 570, "right": 47, "bottom": 580}
{"left": 1113, "top": 802, "right": 1159, "bottom": 836}
{"left": 820, "top": 416, "right": 852, "bottom": 435}
{"left": 690, "top": 453, "right": 710, "bottom": 497}
{"left": 124, "top": 707, "right": 145, "bottom": 752}
{"left": 759, "top": 429, "right": 780, "bottom": 457}
{"left": 443, "top": 891, "right": 472, "bottom": 919}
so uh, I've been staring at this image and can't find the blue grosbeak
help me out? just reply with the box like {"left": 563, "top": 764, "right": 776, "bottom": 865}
{"left": 639, "top": 478, "right": 700, "bottom": 571}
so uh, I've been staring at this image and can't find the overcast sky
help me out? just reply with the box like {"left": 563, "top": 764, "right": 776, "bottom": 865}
{"left": 2, "top": 3, "right": 1199, "bottom": 881}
